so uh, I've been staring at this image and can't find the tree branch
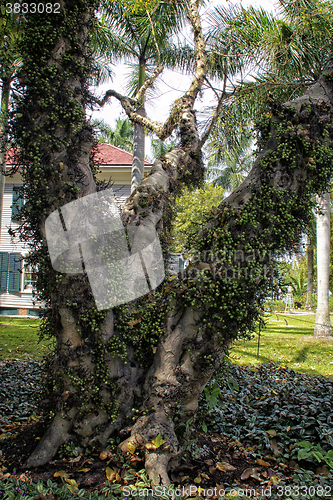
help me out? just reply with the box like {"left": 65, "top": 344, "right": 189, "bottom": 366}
{"left": 92, "top": 0, "right": 208, "bottom": 144}
{"left": 134, "top": 64, "right": 163, "bottom": 103}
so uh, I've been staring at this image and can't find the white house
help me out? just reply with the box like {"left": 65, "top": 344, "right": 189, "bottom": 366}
{"left": 0, "top": 144, "right": 151, "bottom": 317}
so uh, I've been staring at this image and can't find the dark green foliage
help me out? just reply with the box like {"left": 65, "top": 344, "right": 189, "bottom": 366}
{"left": 0, "top": 478, "right": 107, "bottom": 499}
{"left": 0, "top": 359, "right": 42, "bottom": 422}
{"left": 199, "top": 362, "right": 333, "bottom": 456}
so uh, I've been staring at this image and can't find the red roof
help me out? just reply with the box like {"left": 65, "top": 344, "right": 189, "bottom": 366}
{"left": 6, "top": 143, "right": 152, "bottom": 167}
{"left": 93, "top": 143, "right": 151, "bottom": 166}
{"left": 5, "top": 148, "right": 17, "bottom": 165}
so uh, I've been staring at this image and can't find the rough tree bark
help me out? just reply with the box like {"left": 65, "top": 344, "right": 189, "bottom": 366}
{"left": 12, "top": 0, "right": 333, "bottom": 487}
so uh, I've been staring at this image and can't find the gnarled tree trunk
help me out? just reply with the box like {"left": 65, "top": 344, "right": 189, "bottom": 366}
{"left": 12, "top": 0, "right": 333, "bottom": 487}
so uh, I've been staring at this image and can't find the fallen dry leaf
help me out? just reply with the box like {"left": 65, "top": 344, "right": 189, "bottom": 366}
{"left": 316, "top": 465, "right": 330, "bottom": 475}
{"left": 270, "top": 438, "right": 280, "bottom": 456}
{"left": 216, "top": 461, "right": 236, "bottom": 472}
{"left": 241, "top": 467, "right": 259, "bottom": 480}
{"left": 99, "top": 449, "right": 113, "bottom": 460}
{"left": 267, "top": 475, "right": 280, "bottom": 486}
{"left": 53, "top": 471, "right": 69, "bottom": 478}
{"left": 256, "top": 458, "right": 271, "bottom": 467}
{"left": 105, "top": 467, "right": 112, "bottom": 480}
{"left": 127, "top": 442, "right": 136, "bottom": 454}
{"left": 215, "top": 485, "right": 225, "bottom": 496}
{"left": 64, "top": 478, "right": 78, "bottom": 489}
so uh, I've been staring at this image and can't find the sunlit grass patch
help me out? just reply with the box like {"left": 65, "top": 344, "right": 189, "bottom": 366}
{"left": 0, "top": 317, "right": 51, "bottom": 360}
{"left": 230, "top": 313, "right": 333, "bottom": 379}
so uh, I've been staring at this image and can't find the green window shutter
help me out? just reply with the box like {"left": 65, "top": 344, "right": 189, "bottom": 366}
{"left": 11, "top": 186, "right": 23, "bottom": 221}
{"left": 8, "top": 253, "right": 21, "bottom": 292}
{"left": 0, "top": 252, "right": 8, "bottom": 291}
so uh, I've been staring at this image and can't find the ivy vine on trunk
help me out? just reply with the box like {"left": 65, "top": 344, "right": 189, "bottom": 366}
{"left": 10, "top": 0, "right": 333, "bottom": 487}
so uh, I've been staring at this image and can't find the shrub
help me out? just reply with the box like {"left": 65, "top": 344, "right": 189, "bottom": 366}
{"left": 263, "top": 299, "right": 285, "bottom": 312}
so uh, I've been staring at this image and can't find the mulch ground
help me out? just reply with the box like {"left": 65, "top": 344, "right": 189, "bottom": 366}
{"left": 0, "top": 418, "right": 291, "bottom": 496}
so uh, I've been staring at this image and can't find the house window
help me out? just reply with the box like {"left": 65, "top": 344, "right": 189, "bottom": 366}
{"left": 11, "top": 186, "right": 23, "bottom": 221}
{"left": 0, "top": 252, "right": 9, "bottom": 291}
{"left": 0, "top": 252, "right": 22, "bottom": 292}
{"left": 23, "top": 263, "right": 37, "bottom": 291}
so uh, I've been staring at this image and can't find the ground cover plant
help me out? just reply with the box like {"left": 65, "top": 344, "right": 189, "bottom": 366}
{"left": 1, "top": 357, "right": 333, "bottom": 499}
{"left": 230, "top": 314, "right": 333, "bottom": 379}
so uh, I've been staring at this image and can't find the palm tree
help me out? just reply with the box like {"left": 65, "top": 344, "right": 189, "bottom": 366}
{"left": 207, "top": 125, "right": 254, "bottom": 192}
{"left": 150, "top": 136, "right": 177, "bottom": 160}
{"left": 99, "top": 0, "right": 186, "bottom": 193}
{"left": 93, "top": 117, "right": 134, "bottom": 152}
{"left": 314, "top": 192, "right": 332, "bottom": 336}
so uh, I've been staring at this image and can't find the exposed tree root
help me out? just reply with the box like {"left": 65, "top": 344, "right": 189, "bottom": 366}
{"left": 25, "top": 411, "right": 75, "bottom": 468}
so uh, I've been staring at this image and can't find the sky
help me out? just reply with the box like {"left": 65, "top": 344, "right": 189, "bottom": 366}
{"left": 90, "top": 0, "right": 278, "bottom": 158}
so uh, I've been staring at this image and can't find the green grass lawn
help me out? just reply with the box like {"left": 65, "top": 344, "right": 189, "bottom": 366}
{"left": 1, "top": 314, "right": 333, "bottom": 378}
{"left": 0, "top": 317, "right": 52, "bottom": 360}
{"left": 230, "top": 312, "right": 333, "bottom": 378}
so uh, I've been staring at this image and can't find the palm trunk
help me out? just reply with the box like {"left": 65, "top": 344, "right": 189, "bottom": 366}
{"left": 306, "top": 235, "right": 314, "bottom": 308}
{"left": 131, "top": 108, "right": 146, "bottom": 193}
{"left": 131, "top": 59, "right": 146, "bottom": 193}
{"left": 314, "top": 191, "right": 332, "bottom": 337}
{"left": 0, "top": 76, "right": 11, "bottom": 239}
